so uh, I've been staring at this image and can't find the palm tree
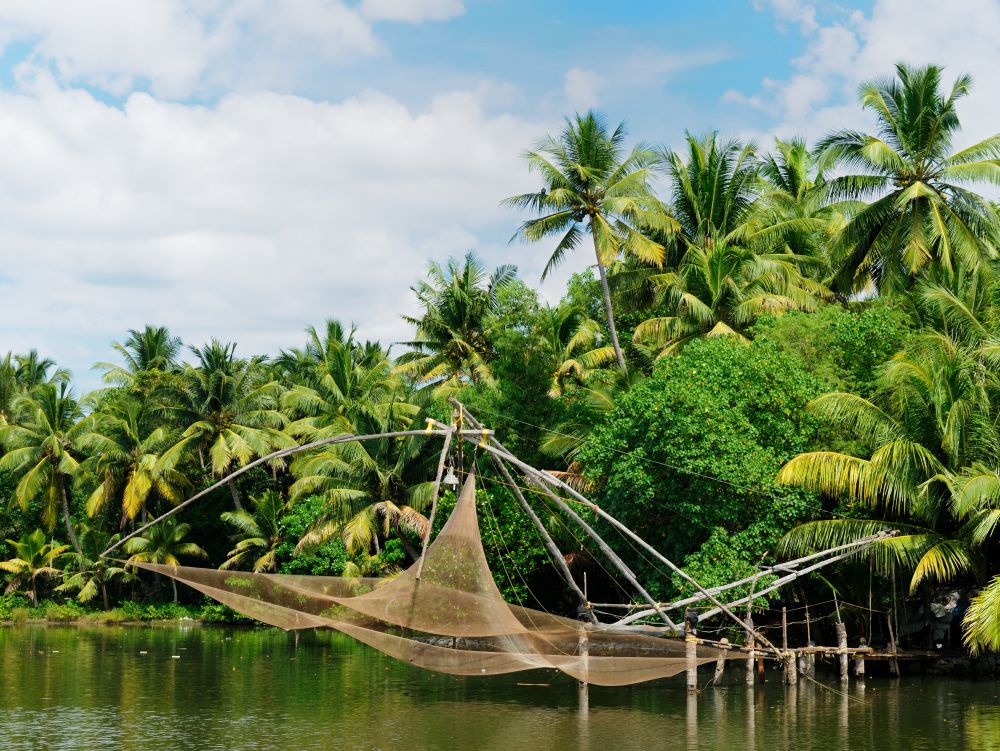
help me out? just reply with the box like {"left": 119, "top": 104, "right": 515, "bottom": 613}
{"left": 219, "top": 490, "right": 285, "bottom": 572}
{"left": 396, "top": 252, "right": 515, "bottom": 393}
{"left": 56, "top": 524, "right": 131, "bottom": 609}
{"left": 504, "top": 111, "right": 673, "bottom": 372}
{"left": 776, "top": 291, "right": 1000, "bottom": 595}
{"left": 818, "top": 63, "right": 1000, "bottom": 294}
{"left": 95, "top": 325, "right": 183, "bottom": 396}
{"left": 124, "top": 518, "right": 207, "bottom": 602}
{"left": 757, "top": 137, "right": 857, "bottom": 277}
{"left": 282, "top": 321, "right": 417, "bottom": 436}
{"left": 78, "top": 393, "right": 189, "bottom": 524}
{"left": 168, "top": 341, "right": 293, "bottom": 510}
{"left": 290, "top": 420, "right": 433, "bottom": 559}
{"left": 632, "top": 243, "right": 828, "bottom": 353}
{"left": 0, "top": 384, "right": 87, "bottom": 553}
{"left": 538, "top": 303, "right": 615, "bottom": 397}
{"left": 0, "top": 529, "right": 69, "bottom": 606}
{"left": 0, "top": 351, "right": 69, "bottom": 423}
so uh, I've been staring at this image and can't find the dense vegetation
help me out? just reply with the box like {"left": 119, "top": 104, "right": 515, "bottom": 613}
{"left": 5, "top": 62, "right": 1000, "bottom": 653}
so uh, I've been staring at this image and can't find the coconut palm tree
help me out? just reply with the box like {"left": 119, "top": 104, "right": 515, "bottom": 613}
{"left": 632, "top": 243, "right": 829, "bottom": 354}
{"left": 396, "top": 252, "right": 515, "bottom": 393}
{"left": 0, "top": 351, "right": 70, "bottom": 424}
{"left": 94, "top": 325, "right": 183, "bottom": 397}
{"left": 757, "top": 137, "right": 857, "bottom": 278}
{"left": 78, "top": 393, "right": 189, "bottom": 524}
{"left": 282, "top": 321, "right": 417, "bottom": 437}
{"left": 124, "top": 518, "right": 207, "bottom": 602}
{"left": 504, "top": 111, "right": 674, "bottom": 372}
{"left": 0, "top": 384, "right": 87, "bottom": 553}
{"left": 538, "top": 303, "right": 615, "bottom": 397}
{"left": 818, "top": 63, "right": 1000, "bottom": 294}
{"left": 0, "top": 529, "right": 69, "bottom": 606}
{"left": 56, "top": 524, "right": 131, "bottom": 609}
{"left": 776, "top": 284, "right": 1000, "bottom": 594}
{"left": 290, "top": 413, "right": 433, "bottom": 559}
{"left": 219, "top": 490, "right": 286, "bottom": 572}
{"left": 168, "top": 341, "right": 293, "bottom": 510}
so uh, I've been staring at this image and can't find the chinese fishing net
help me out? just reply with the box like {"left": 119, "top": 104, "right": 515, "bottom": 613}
{"left": 129, "top": 472, "right": 726, "bottom": 686}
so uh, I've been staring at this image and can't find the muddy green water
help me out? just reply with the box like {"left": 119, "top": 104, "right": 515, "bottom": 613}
{"left": 1, "top": 625, "right": 998, "bottom": 750}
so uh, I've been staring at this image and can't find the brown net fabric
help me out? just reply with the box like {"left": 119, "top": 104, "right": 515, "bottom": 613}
{"left": 129, "top": 472, "right": 726, "bottom": 686}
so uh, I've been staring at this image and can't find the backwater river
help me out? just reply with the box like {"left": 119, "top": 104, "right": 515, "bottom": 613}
{"left": 1, "top": 625, "right": 998, "bottom": 750}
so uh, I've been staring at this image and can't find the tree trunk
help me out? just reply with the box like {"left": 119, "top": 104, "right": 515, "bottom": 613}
{"left": 228, "top": 478, "right": 244, "bottom": 511}
{"left": 100, "top": 580, "right": 110, "bottom": 611}
{"left": 593, "top": 236, "right": 627, "bottom": 373}
{"left": 60, "top": 481, "right": 83, "bottom": 555}
{"left": 171, "top": 577, "right": 178, "bottom": 604}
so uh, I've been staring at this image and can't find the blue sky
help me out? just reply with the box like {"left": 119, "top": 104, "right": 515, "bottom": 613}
{"left": 1, "top": 0, "right": 998, "bottom": 391}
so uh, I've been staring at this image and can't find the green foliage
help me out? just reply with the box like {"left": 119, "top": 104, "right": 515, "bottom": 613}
{"left": 577, "top": 337, "right": 822, "bottom": 599}
{"left": 276, "top": 496, "right": 350, "bottom": 576}
{"left": 0, "top": 592, "right": 30, "bottom": 620}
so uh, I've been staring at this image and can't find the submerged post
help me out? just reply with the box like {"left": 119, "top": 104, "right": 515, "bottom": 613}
{"left": 685, "top": 609, "right": 698, "bottom": 692}
{"left": 746, "top": 617, "right": 756, "bottom": 686}
{"left": 854, "top": 637, "right": 866, "bottom": 679}
{"left": 887, "top": 613, "right": 900, "bottom": 677}
{"left": 714, "top": 638, "right": 729, "bottom": 685}
{"left": 836, "top": 622, "right": 849, "bottom": 683}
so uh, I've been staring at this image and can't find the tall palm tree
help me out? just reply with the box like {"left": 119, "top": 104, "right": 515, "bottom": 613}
{"left": 0, "top": 529, "right": 69, "bottom": 606}
{"left": 56, "top": 524, "right": 131, "bottom": 609}
{"left": 504, "top": 111, "right": 673, "bottom": 372}
{"left": 168, "top": 341, "right": 293, "bottom": 510}
{"left": 78, "top": 393, "right": 189, "bottom": 524}
{"left": 0, "top": 384, "right": 86, "bottom": 553}
{"left": 219, "top": 490, "right": 286, "bottom": 572}
{"left": 818, "top": 63, "right": 1000, "bottom": 294}
{"left": 0, "top": 351, "right": 69, "bottom": 423}
{"left": 124, "top": 518, "right": 207, "bottom": 602}
{"left": 396, "top": 252, "right": 515, "bottom": 393}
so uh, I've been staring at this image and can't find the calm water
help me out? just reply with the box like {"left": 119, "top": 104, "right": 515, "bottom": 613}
{"left": 1, "top": 625, "right": 998, "bottom": 751}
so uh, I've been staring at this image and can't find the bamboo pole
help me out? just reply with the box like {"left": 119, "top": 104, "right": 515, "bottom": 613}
{"left": 415, "top": 425, "right": 454, "bottom": 580}
{"left": 103, "top": 427, "right": 479, "bottom": 558}
{"left": 485, "top": 450, "right": 596, "bottom": 623}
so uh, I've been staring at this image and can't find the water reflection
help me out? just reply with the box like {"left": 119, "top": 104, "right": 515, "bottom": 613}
{"left": 0, "top": 626, "right": 994, "bottom": 751}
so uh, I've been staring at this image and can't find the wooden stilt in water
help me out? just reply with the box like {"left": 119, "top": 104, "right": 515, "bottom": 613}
{"left": 713, "top": 638, "right": 729, "bottom": 685}
{"left": 782, "top": 606, "right": 798, "bottom": 684}
{"left": 745, "top": 617, "right": 756, "bottom": 686}
{"left": 836, "top": 622, "right": 849, "bottom": 683}
{"left": 887, "top": 613, "right": 900, "bottom": 677}
{"left": 854, "top": 637, "right": 866, "bottom": 679}
{"left": 686, "top": 633, "right": 698, "bottom": 693}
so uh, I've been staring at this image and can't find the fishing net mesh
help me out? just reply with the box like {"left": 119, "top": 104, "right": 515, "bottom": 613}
{"left": 130, "top": 472, "right": 726, "bottom": 686}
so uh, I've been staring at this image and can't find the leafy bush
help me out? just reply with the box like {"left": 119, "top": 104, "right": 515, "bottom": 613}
{"left": 577, "top": 337, "right": 822, "bottom": 600}
{"left": 43, "top": 601, "right": 87, "bottom": 622}
{"left": 0, "top": 593, "right": 31, "bottom": 621}
{"left": 276, "top": 496, "right": 350, "bottom": 576}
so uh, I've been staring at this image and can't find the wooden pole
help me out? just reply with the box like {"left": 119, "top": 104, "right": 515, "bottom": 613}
{"left": 887, "top": 612, "right": 900, "bottom": 677}
{"left": 485, "top": 451, "right": 595, "bottom": 622}
{"left": 854, "top": 637, "right": 866, "bottom": 679}
{"left": 782, "top": 605, "right": 798, "bottom": 684}
{"left": 836, "top": 622, "right": 849, "bottom": 683}
{"left": 746, "top": 616, "right": 756, "bottom": 686}
{"left": 686, "top": 632, "right": 699, "bottom": 693}
{"left": 415, "top": 425, "right": 454, "bottom": 580}
{"left": 714, "top": 637, "right": 729, "bottom": 685}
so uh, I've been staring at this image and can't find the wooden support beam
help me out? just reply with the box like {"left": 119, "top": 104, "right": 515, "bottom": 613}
{"left": 714, "top": 638, "right": 729, "bottom": 685}
{"left": 836, "top": 622, "right": 849, "bottom": 683}
{"left": 415, "top": 425, "right": 453, "bottom": 580}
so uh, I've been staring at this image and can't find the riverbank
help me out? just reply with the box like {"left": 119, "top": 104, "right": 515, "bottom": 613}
{"left": 0, "top": 595, "right": 250, "bottom": 626}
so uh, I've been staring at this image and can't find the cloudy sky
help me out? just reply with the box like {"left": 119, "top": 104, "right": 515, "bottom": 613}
{"left": 2, "top": 0, "right": 1000, "bottom": 390}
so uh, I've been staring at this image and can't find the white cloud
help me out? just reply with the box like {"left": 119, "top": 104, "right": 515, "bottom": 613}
{"left": 733, "top": 0, "right": 1000, "bottom": 147}
{"left": 0, "top": 0, "right": 466, "bottom": 100}
{"left": 0, "top": 85, "right": 556, "bottom": 388}
{"left": 564, "top": 67, "right": 604, "bottom": 111}
{"left": 359, "top": 0, "right": 464, "bottom": 24}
